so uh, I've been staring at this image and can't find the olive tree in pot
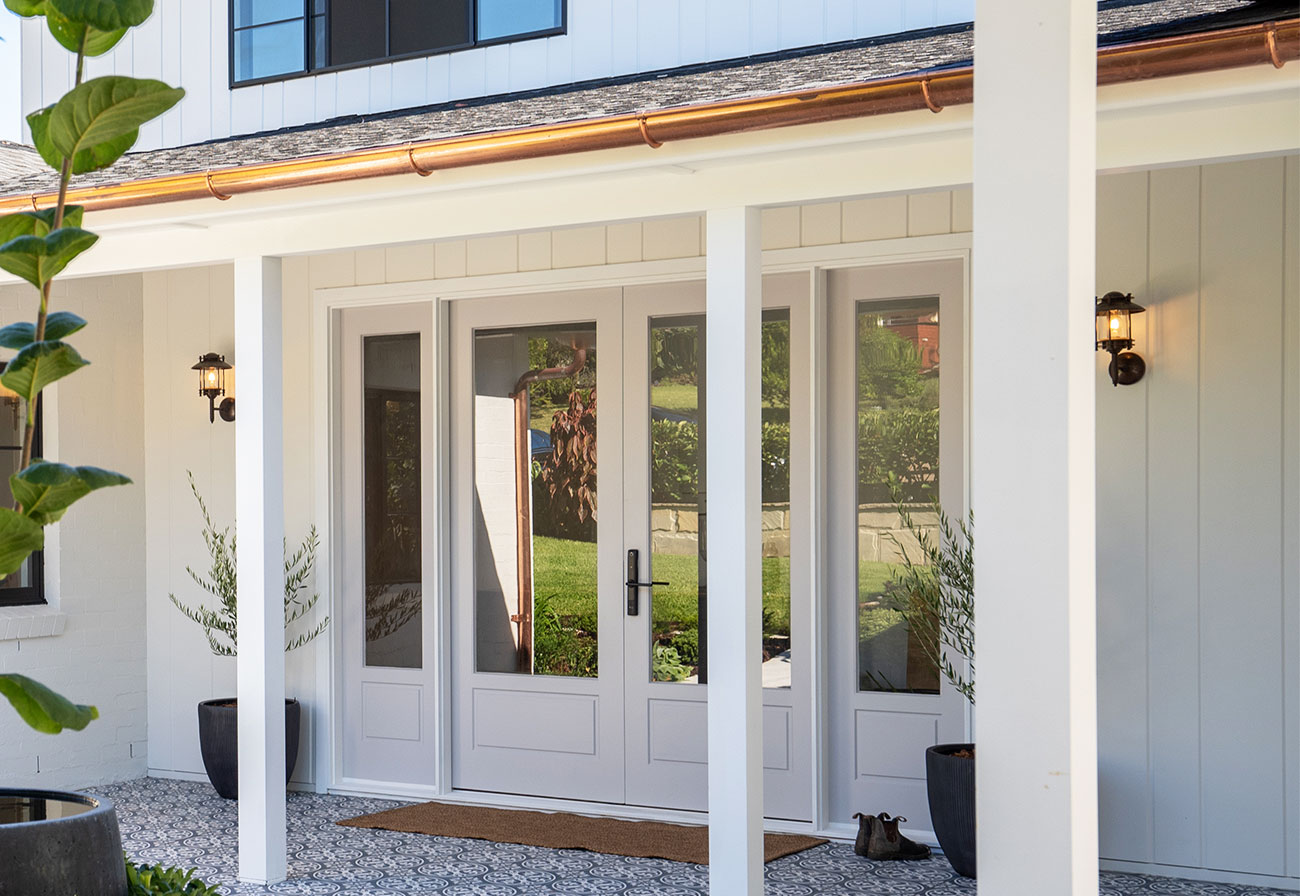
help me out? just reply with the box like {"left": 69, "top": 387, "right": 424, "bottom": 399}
{"left": 169, "top": 473, "right": 328, "bottom": 799}
{"left": 0, "top": 1, "right": 183, "bottom": 892}
{"left": 885, "top": 491, "right": 975, "bottom": 878}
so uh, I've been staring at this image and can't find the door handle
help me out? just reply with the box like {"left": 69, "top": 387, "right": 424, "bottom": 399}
{"left": 625, "top": 549, "right": 668, "bottom": 616}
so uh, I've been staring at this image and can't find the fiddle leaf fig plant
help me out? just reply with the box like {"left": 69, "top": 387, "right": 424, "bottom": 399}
{"left": 0, "top": 0, "right": 183, "bottom": 733}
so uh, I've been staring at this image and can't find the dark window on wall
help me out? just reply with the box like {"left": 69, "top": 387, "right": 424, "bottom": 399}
{"left": 231, "top": 0, "right": 564, "bottom": 86}
{"left": 0, "top": 379, "right": 43, "bottom": 608}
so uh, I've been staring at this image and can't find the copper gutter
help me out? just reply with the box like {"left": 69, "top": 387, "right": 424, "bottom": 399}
{"left": 508, "top": 346, "right": 589, "bottom": 674}
{"left": 0, "top": 19, "right": 1294, "bottom": 215}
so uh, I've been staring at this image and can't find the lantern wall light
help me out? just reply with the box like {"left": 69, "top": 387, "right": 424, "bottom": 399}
{"left": 193, "top": 353, "right": 235, "bottom": 423}
{"left": 1095, "top": 291, "right": 1147, "bottom": 387}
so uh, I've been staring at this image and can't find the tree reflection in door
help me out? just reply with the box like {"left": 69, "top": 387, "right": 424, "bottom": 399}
{"left": 474, "top": 324, "right": 599, "bottom": 677}
{"left": 648, "top": 311, "right": 792, "bottom": 685}
{"left": 854, "top": 299, "right": 942, "bottom": 694}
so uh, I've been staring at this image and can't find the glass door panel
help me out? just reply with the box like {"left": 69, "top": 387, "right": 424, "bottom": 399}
{"left": 472, "top": 322, "right": 599, "bottom": 677}
{"left": 644, "top": 309, "right": 793, "bottom": 687}
{"left": 363, "top": 334, "right": 423, "bottom": 669}
{"left": 760, "top": 309, "right": 792, "bottom": 688}
{"left": 648, "top": 315, "right": 706, "bottom": 683}
{"left": 854, "top": 298, "right": 942, "bottom": 694}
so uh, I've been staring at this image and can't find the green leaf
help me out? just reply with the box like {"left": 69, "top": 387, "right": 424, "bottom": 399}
{"left": 45, "top": 0, "right": 151, "bottom": 30}
{"left": 29, "top": 103, "right": 138, "bottom": 175}
{"left": 46, "top": 7, "right": 127, "bottom": 56}
{"left": 45, "top": 77, "right": 183, "bottom": 165}
{"left": 0, "top": 206, "right": 82, "bottom": 242}
{"left": 0, "top": 227, "right": 99, "bottom": 288}
{"left": 3, "top": 0, "right": 47, "bottom": 16}
{"left": 0, "top": 340, "right": 90, "bottom": 403}
{"left": 0, "top": 311, "right": 88, "bottom": 350}
{"left": 0, "top": 507, "right": 44, "bottom": 577}
{"left": 12, "top": 461, "right": 131, "bottom": 525}
{"left": 0, "top": 673, "right": 98, "bottom": 734}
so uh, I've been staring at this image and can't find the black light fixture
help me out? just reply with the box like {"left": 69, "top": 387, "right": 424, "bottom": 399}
{"left": 1095, "top": 291, "right": 1146, "bottom": 387}
{"left": 193, "top": 353, "right": 235, "bottom": 423}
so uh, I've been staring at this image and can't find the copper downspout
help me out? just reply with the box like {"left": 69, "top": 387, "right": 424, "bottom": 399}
{"left": 508, "top": 345, "right": 588, "bottom": 674}
{"left": 0, "top": 20, "right": 1293, "bottom": 215}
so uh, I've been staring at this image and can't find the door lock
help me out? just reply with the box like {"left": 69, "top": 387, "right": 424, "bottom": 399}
{"left": 625, "top": 549, "right": 668, "bottom": 616}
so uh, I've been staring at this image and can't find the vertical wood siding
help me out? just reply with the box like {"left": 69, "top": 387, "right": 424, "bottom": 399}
{"left": 1096, "top": 157, "right": 1300, "bottom": 881}
{"left": 21, "top": 0, "right": 973, "bottom": 149}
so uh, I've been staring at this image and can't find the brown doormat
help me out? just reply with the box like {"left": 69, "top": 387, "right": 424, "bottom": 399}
{"left": 338, "top": 801, "right": 827, "bottom": 865}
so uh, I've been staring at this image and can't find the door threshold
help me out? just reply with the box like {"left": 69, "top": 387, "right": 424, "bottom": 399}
{"left": 330, "top": 781, "right": 824, "bottom": 835}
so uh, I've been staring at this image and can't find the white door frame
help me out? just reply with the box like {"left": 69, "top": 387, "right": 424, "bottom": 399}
{"left": 309, "top": 233, "right": 973, "bottom": 836}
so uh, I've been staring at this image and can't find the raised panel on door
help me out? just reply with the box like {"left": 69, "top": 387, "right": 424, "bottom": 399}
{"left": 339, "top": 303, "right": 438, "bottom": 787}
{"left": 449, "top": 288, "right": 626, "bottom": 803}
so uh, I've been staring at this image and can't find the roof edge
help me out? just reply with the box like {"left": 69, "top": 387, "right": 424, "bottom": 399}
{"left": 1, "top": 18, "right": 1295, "bottom": 215}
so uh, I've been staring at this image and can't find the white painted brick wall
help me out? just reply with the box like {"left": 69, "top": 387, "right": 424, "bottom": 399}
{"left": 0, "top": 273, "right": 148, "bottom": 790}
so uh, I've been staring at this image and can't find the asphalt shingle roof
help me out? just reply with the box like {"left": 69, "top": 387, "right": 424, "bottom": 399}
{"left": 0, "top": 0, "right": 1289, "bottom": 198}
{"left": 0, "top": 141, "right": 48, "bottom": 183}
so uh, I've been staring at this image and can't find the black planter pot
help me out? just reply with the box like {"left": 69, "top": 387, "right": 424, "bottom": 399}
{"left": 925, "top": 742, "right": 976, "bottom": 878}
{"left": 0, "top": 788, "right": 127, "bottom": 896}
{"left": 198, "top": 697, "right": 302, "bottom": 800}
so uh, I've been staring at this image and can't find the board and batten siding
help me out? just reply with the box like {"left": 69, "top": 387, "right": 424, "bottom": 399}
{"left": 19, "top": 0, "right": 974, "bottom": 150}
{"left": 1096, "top": 155, "right": 1300, "bottom": 885}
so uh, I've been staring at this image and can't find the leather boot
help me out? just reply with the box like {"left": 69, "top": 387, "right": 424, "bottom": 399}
{"left": 851, "top": 812, "right": 874, "bottom": 857}
{"left": 866, "top": 812, "right": 932, "bottom": 860}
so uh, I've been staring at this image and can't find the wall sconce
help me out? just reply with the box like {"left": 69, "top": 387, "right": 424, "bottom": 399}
{"left": 192, "top": 353, "right": 235, "bottom": 423}
{"left": 1095, "top": 291, "right": 1146, "bottom": 387}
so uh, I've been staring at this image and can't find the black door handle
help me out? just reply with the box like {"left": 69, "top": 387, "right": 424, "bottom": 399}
{"left": 626, "top": 548, "right": 668, "bottom": 616}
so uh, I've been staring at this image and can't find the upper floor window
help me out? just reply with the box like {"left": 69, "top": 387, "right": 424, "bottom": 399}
{"left": 232, "top": 0, "right": 565, "bottom": 86}
{"left": 0, "top": 378, "right": 43, "bottom": 608}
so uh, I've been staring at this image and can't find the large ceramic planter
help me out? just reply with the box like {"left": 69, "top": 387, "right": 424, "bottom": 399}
{"left": 0, "top": 788, "right": 127, "bottom": 896}
{"left": 198, "top": 697, "right": 301, "bottom": 800}
{"left": 925, "top": 742, "right": 976, "bottom": 878}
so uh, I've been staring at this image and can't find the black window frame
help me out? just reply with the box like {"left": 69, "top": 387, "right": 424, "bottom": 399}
{"left": 0, "top": 382, "right": 44, "bottom": 608}
{"left": 229, "top": 0, "right": 567, "bottom": 89}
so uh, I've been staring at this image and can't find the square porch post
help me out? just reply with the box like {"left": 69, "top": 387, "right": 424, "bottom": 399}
{"left": 971, "top": 2, "right": 1099, "bottom": 894}
{"left": 234, "top": 255, "right": 288, "bottom": 884}
{"left": 705, "top": 206, "right": 764, "bottom": 895}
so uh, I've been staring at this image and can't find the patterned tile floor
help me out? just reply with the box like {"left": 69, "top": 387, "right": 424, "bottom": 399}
{"left": 98, "top": 778, "right": 1293, "bottom": 896}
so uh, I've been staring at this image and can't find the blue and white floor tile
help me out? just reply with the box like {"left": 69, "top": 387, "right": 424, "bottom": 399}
{"left": 95, "top": 778, "right": 1293, "bottom": 896}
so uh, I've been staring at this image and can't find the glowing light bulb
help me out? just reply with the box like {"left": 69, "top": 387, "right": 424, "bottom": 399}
{"left": 207, "top": 370, "right": 217, "bottom": 384}
{"left": 1109, "top": 314, "right": 1121, "bottom": 331}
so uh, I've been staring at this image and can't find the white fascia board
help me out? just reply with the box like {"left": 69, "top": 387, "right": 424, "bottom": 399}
{"left": 3, "top": 62, "right": 1294, "bottom": 285}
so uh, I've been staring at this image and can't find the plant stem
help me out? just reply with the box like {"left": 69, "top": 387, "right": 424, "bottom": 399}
{"left": 18, "top": 36, "right": 86, "bottom": 477}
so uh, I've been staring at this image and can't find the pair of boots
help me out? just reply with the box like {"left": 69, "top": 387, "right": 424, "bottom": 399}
{"left": 852, "top": 811, "right": 932, "bottom": 861}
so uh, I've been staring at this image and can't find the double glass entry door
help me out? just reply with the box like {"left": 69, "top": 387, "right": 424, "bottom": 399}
{"left": 449, "top": 278, "right": 811, "bottom": 819}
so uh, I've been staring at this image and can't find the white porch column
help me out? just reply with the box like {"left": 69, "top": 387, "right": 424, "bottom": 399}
{"left": 972, "top": 3, "right": 1098, "bottom": 894}
{"left": 234, "top": 256, "right": 287, "bottom": 885}
{"left": 705, "top": 206, "right": 763, "bottom": 896}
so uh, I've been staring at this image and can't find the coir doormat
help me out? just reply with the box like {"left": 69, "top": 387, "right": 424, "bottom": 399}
{"left": 338, "top": 801, "right": 827, "bottom": 865}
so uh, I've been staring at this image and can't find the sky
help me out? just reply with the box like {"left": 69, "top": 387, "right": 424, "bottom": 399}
{"left": 0, "top": 9, "right": 20, "bottom": 143}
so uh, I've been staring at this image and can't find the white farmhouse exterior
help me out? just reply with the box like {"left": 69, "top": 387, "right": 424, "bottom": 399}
{"left": 0, "top": 1, "right": 1297, "bottom": 894}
